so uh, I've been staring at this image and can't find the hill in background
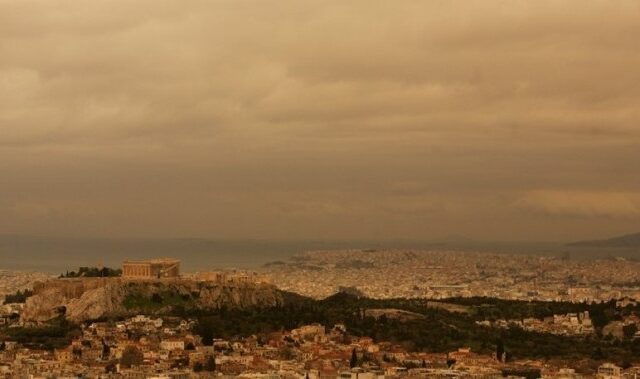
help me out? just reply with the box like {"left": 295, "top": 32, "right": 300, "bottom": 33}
{"left": 568, "top": 232, "right": 640, "bottom": 248}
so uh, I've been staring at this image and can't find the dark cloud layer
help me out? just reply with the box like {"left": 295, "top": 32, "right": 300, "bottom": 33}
{"left": 1, "top": 0, "right": 639, "bottom": 241}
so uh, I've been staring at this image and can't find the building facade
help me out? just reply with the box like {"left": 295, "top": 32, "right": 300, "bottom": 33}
{"left": 122, "top": 258, "right": 180, "bottom": 279}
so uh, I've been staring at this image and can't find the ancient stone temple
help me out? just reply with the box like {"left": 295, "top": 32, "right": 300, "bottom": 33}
{"left": 122, "top": 258, "right": 180, "bottom": 279}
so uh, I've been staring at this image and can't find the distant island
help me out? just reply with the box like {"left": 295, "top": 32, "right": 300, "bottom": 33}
{"left": 568, "top": 232, "right": 640, "bottom": 248}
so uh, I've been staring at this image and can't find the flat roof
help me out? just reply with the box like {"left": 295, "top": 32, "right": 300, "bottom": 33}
{"left": 122, "top": 258, "right": 180, "bottom": 264}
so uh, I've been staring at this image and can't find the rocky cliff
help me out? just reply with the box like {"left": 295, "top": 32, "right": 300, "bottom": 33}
{"left": 21, "top": 278, "right": 285, "bottom": 324}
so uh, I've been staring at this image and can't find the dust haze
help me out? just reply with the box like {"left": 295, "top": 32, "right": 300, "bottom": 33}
{"left": 1, "top": 1, "right": 639, "bottom": 241}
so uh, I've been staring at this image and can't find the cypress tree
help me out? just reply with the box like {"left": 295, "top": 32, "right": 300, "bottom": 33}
{"left": 350, "top": 348, "right": 358, "bottom": 368}
{"left": 204, "top": 355, "right": 216, "bottom": 371}
{"left": 496, "top": 339, "right": 505, "bottom": 362}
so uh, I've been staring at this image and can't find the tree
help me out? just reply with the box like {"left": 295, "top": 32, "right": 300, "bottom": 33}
{"left": 591, "top": 346, "right": 605, "bottom": 360}
{"left": 623, "top": 324, "right": 638, "bottom": 340}
{"left": 280, "top": 346, "right": 296, "bottom": 360}
{"left": 505, "top": 352, "right": 512, "bottom": 363}
{"left": 496, "top": 339, "right": 505, "bottom": 362}
{"left": 105, "top": 362, "right": 117, "bottom": 373}
{"left": 3, "top": 289, "right": 34, "bottom": 304}
{"left": 120, "top": 346, "right": 144, "bottom": 368}
{"left": 101, "top": 341, "right": 111, "bottom": 360}
{"left": 204, "top": 355, "right": 216, "bottom": 372}
{"left": 350, "top": 348, "right": 358, "bottom": 368}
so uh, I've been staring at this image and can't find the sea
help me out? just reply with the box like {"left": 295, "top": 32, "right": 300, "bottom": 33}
{"left": 0, "top": 235, "right": 638, "bottom": 274}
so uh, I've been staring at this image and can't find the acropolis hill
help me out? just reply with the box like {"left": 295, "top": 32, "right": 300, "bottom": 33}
{"left": 20, "top": 259, "right": 285, "bottom": 324}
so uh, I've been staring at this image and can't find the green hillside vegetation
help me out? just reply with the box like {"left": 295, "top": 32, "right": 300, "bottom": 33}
{"left": 122, "top": 291, "right": 197, "bottom": 311}
{"left": 2, "top": 289, "right": 34, "bottom": 304}
{"left": 4, "top": 291, "right": 640, "bottom": 366}
{"left": 190, "top": 293, "right": 640, "bottom": 366}
{"left": 1, "top": 317, "right": 80, "bottom": 350}
{"left": 60, "top": 266, "right": 122, "bottom": 278}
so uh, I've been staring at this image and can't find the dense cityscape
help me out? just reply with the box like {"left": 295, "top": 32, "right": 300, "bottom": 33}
{"left": 1, "top": 250, "right": 640, "bottom": 378}
{"left": 265, "top": 250, "right": 640, "bottom": 302}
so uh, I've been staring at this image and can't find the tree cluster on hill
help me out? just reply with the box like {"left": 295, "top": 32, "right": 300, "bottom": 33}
{"left": 2, "top": 289, "right": 33, "bottom": 304}
{"left": 441, "top": 296, "right": 626, "bottom": 329}
{"left": 60, "top": 266, "right": 122, "bottom": 278}
{"left": 188, "top": 293, "right": 640, "bottom": 366}
{"left": 120, "top": 346, "right": 143, "bottom": 368}
{"left": 1, "top": 317, "right": 80, "bottom": 350}
{"left": 5, "top": 290, "right": 640, "bottom": 366}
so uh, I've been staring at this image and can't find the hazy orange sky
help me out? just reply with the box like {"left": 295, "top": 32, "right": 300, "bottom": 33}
{"left": 1, "top": 1, "right": 639, "bottom": 241}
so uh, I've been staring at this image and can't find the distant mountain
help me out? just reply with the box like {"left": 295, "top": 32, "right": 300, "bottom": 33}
{"left": 568, "top": 232, "right": 640, "bottom": 248}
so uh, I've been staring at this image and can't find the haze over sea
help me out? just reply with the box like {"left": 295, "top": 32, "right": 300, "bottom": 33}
{"left": 1, "top": 235, "right": 638, "bottom": 274}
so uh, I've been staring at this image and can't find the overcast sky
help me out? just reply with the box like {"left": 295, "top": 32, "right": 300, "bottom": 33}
{"left": 1, "top": 0, "right": 639, "bottom": 241}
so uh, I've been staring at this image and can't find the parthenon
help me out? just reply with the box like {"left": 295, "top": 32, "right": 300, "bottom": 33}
{"left": 122, "top": 258, "right": 180, "bottom": 279}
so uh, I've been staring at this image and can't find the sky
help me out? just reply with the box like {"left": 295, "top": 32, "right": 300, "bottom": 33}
{"left": 1, "top": 0, "right": 639, "bottom": 242}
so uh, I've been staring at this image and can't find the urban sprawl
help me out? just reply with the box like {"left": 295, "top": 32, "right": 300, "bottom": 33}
{"left": 1, "top": 250, "right": 640, "bottom": 379}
